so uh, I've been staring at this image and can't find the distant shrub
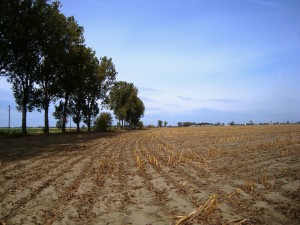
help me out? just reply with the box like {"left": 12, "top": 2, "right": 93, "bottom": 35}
{"left": 94, "top": 112, "right": 113, "bottom": 131}
{"left": 137, "top": 121, "right": 144, "bottom": 129}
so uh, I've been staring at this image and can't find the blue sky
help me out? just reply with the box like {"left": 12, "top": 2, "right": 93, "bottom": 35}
{"left": 1, "top": 0, "right": 300, "bottom": 127}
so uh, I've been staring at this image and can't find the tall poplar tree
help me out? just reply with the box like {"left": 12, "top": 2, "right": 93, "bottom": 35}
{"left": 0, "top": 0, "right": 52, "bottom": 135}
{"left": 35, "top": 1, "right": 68, "bottom": 134}
{"left": 69, "top": 46, "right": 98, "bottom": 132}
{"left": 54, "top": 16, "right": 85, "bottom": 133}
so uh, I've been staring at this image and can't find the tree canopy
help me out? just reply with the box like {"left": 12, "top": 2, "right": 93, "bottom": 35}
{"left": 109, "top": 81, "right": 145, "bottom": 129}
{"left": 158, "top": 120, "right": 163, "bottom": 127}
{"left": 0, "top": 0, "right": 129, "bottom": 134}
{"left": 1, "top": 0, "right": 57, "bottom": 134}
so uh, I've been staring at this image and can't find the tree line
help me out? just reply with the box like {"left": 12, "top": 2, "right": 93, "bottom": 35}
{"left": 177, "top": 122, "right": 224, "bottom": 127}
{"left": 0, "top": 0, "right": 144, "bottom": 134}
{"left": 157, "top": 120, "right": 168, "bottom": 127}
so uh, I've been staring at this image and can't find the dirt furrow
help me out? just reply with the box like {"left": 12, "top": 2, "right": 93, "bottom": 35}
{"left": 45, "top": 138, "right": 119, "bottom": 224}
{"left": 0, "top": 148, "right": 66, "bottom": 174}
{"left": 118, "top": 134, "right": 169, "bottom": 224}
{"left": 0, "top": 153, "right": 88, "bottom": 223}
{"left": 0, "top": 154, "right": 75, "bottom": 200}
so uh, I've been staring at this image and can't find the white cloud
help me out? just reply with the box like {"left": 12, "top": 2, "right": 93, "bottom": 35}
{"left": 139, "top": 85, "right": 252, "bottom": 117}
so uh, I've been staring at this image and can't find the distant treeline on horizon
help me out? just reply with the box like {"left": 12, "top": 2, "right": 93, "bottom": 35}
{"left": 176, "top": 121, "right": 300, "bottom": 127}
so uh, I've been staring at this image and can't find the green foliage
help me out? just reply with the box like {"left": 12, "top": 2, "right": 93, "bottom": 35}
{"left": 53, "top": 101, "right": 68, "bottom": 129}
{"left": 81, "top": 56, "right": 117, "bottom": 132}
{"left": 0, "top": 0, "right": 87, "bottom": 135}
{"left": 158, "top": 120, "right": 163, "bottom": 127}
{"left": 98, "top": 57, "right": 118, "bottom": 100}
{"left": 109, "top": 81, "right": 136, "bottom": 124}
{"left": 183, "top": 122, "right": 193, "bottom": 127}
{"left": 94, "top": 112, "right": 113, "bottom": 132}
{"left": 0, "top": 0, "right": 53, "bottom": 135}
{"left": 109, "top": 81, "right": 144, "bottom": 129}
{"left": 164, "top": 121, "right": 168, "bottom": 127}
{"left": 35, "top": 3, "right": 71, "bottom": 134}
{"left": 137, "top": 121, "right": 144, "bottom": 129}
{"left": 125, "top": 97, "right": 145, "bottom": 128}
{"left": 0, "top": 0, "right": 122, "bottom": 135}
{"left": 68, "top": 46, "right": 97, "bottom": 132}
{"left": 53, "top": 17, "right": 85, "bottom": 133}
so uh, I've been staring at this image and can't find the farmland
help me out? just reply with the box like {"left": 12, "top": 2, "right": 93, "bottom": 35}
{"left": 0, "top": 125, "right": 299, "bottom": 225}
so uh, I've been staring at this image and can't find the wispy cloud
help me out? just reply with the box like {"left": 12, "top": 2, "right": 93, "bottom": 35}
{"left": 141, "top": 85, "right": 251, "bottom": 117}
{"left": 249, "top": 0, "right": 281, "bottom": 7}
{"left": 177, "top": 96, "right": 192, "bottom": 101}
{"left": 138, "top": 86, "right": 162, "bottom": 93}
{"left": 206, "top": 98, "right": 240, "bottom": 103}
{"left": 140, "top": 96, "right": 159, "bottom": 103}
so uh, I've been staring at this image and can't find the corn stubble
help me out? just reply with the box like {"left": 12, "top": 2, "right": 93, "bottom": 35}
{"left": 128, "top": 125, "right": 299, "bottom": 224}
{"left": 175, "top": 194, "right": 218, "bottom": 225}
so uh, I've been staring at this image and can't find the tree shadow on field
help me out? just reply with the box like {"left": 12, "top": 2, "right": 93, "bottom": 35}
{"left": 0, "top": 131, "right": 125, "bottom": 162}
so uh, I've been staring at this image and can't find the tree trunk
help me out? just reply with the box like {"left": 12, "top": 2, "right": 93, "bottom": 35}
{"left": 76, "top": 121, "right": 80, "bottom": 132}
{"left": 44, "top": 103, "right": 49, "bottom": 134}
{"left": 22, "top": 102, "right": 27, "bottom": 135}
{"left": 76, "top": 111, "right": 80, "bottom": 132}
{"left": 62, "top": 96, "right": 68, "bottom": 133}
{"left": 87, "top": 112, "right": 91, "bottom": 132}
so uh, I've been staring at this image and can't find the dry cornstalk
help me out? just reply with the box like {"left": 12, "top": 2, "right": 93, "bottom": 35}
{"left": 148, "top": 154, "right": 152, "bottom": 163}
{"left": 135, "top": 155, "right": 143, "bottom": 168}
{"left": 175, "top": 210, "right": 197, "bottom": 225}
{"left": 179, "top": 151, "right": 183, "bottom": 162}
{"left": 243, "top": 180, "right": 262, "bottom": 197}
{"left": 178, "top": 181, "right": 189, "bottom": 191}
{"left": 96, "top": 173, "right": 101, "bottom": 186}
{"left": 203, "top": 157, "right": 209, "bottom": 167}
{"left": 227, "top": 188, "right": 241, "bottom": 199}
{"left": 260, "top": 173, "right": 270, "bottom": 188}
{"left": 168, "top": 155, "right": 177, "bottom": 167}
{"left": 154, "top": 157, "right": 160, "bottom": 168}
{"left": 175, "top": 194, "right": 218, "bottom": 225}
{"left": 148, "top": 155, "right": 160, "bottom": 169}
{"left": 243, "top": 180, "right": 255, "bottom": 192}
{"left": 232, "top": 218, "right": 249, "bottom": 225}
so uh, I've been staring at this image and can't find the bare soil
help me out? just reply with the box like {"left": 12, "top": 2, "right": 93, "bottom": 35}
{"left": 0, "top": 125, "right": 299, "bottom": 225}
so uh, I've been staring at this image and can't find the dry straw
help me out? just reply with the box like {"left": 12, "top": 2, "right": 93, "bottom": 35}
{"left": 232, "top": 218, "right": 249, "bottom": 225}
{"left": 175, "top": 194, "right": 218, "bottom": 225}
{"left": 135, "top": 155, "right": 143, "bottom": 168}
{"left": 227, "top": 188, "right": 241, "bottom": 199}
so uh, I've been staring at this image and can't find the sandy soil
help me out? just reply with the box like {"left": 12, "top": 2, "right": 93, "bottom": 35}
{"left": 0, "top": 125, "right": 299, "bottom": 225}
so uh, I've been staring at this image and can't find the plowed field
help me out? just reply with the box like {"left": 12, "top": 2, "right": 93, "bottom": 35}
{"left": 0, "top": 125, "right": 299, "bottom": 225}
